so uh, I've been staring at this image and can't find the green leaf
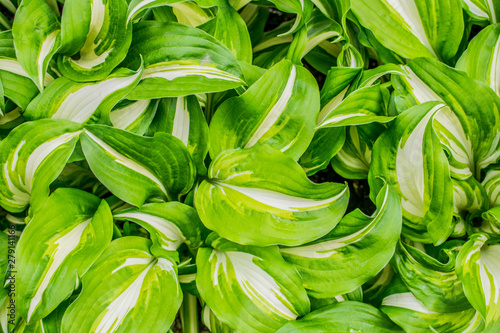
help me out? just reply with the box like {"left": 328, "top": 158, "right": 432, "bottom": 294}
{"left": 381, "top": 276, "right": 485, "bottom": 333}
{"left": 113, "top": 201, "right": 207, "bottom": 254}
{"left": 17, "top": 188, "right": 113, "bottom": 323}
{"left": 457, "top": 23, "right": 500, "bottom": 97}
{"left": 57, "top": 0, "right": 133, "bottom": 81}
{"left": 209, "top": 59, "right": 320, "bottom": 161}
{"left": 127, "top": 0, "right": 185, "bottom": 23}
{"left": 194, "top": 145, "right": 349, "bottom": 246}
{"left": 317, "top": 85, "right": 394, "bottom": 128}
{"left": 210, "top": 0, "right": 252, "bottom": 63}
{"left": 122, "top": 21, "right": 245, "bottom": 99}
{"left": 0, "top": 31, "right": 41, "bottom": 110}
{"left": 369, "top": 101, "right": 454, "bottom": 245}
{"left": 276, "top": 301, "right": 403, "bottom": 333}
{"left": 456, "top": 233, "right": 500, "bottom": 331}
{"left": 351, "top": 0, "right": 464, "bottom": 62}
{"left": 461, "top": 0, "right": 500, "bottom": 23}
{"left": 281, "top": 183, "right": 401, "bottom": 298}
{"left": 147, "top": 96, "right": 209, "bottom": 173}
{"left": 12, "top": 0, "right": 60, "bottom": 91}
{"left": 201, "top": 306, "right": 235, "bottom": 333}
{"left": 81, "top": 124, "right": 196, "bottom": 205}
{"left": 299, "top": 126, "right": 345, "bottom": 176}
{"left": 393, "top": 57, "right": 500, "bottom": 179}
{"left": 393, "top": 240, "right": 471, "bottom": 312}
{"left": 23, "top": 67, "right": 143, "bottom": 123}
{"left": 110, "top": 99, "right": 159, "bottom": 135}
{"left": 196, "top": 234, "right": 310, "bottom": 333}
{"left": 61, "top": 237, "right": 182, "bottom": 333}
{"left": 0, "top": 119, "right": 82, "bottom": 213}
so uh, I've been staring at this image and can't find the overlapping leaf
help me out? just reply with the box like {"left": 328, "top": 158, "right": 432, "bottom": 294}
{"left": 195, "top": 145, "right": 349, "bottom": 246}
{"left": 17, "top": 188, "right": 113, "bottom": 323}
{"left": 196, "top": 234, "right": 310, "bottom": 333}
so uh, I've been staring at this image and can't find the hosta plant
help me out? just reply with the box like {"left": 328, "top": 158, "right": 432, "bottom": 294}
{"left": 2, "top": 0, "right": 500, "bottom": 332}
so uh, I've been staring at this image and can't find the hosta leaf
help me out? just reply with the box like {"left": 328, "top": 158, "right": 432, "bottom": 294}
{"left": 351, "top": 0, "right": 464, "bottom": 62}
{"left": 276, "top": 301, "right": 403, "bottom": 333}
{"left": 482, "top": 165, "right": 500, "bottom": 207}
{"left": 299, "top": 66, "right": 360, "bottom": 175}
{"left": 169, "top": 2, "right": 214, "bottom": 26}
{"left": 456, "top": 233, "right": 500, "bottom": 330}
{"left": 453, "top": 177, "right": 488, "bottom": 234}
{"left": 308, "top": 287, "right": 363, "bottom": 311}
{"left": 122, "top": 21, "right": 245, "bottom": 99}
{"left": 113, "top": 202, "right": 206, "bottom": 255}
{"left": 127, "top": 0, "right": 184, "bottom": 23}
{"left": 17, "top": 188, "right": 113, "bottom": 323}
{"left": 147, "top": 96, "right": 209, "bottom": 173}
{"left": 331, "top": 124, "right": 383, "bottom": 180}
{"left": 57, "top": 0, "right": 133, "bottom": 82}
{"left": 12, "top": 0, "right": 60, "bottom": 91}
{"left": 24, "top": 67, "right": 143, "bottom": 123}
{"left": 209, "top": 59, "right": 320, "bottom": 161}
{"left": 0, "top": 105, "right": 24, "bottom": 139}
{"left": 0, "top": 119, "right": 82, "bottom": 213}
{"left": 381, "top": 277, "right": 485, "bottom": 333}
{"left": 299, "top": 126, "right": 345, "bottom": 176}
{"left": 363, "top": 265, "right": 395, "bottom": 308}
{"left": 201, "top": 306, "right": 235, "bottom": 333}
{"left": 281, "top": 183, "right": 401, "bottom": 298}
{"left": 61, "top": 237, "right": 182, "bottom": 333}
{"left": 369, "top": 101, "right": 454, "bottom": 245}
{"left": 0, "top": 31, "right": 42, "bottom": 110}
{"left": 393, "top": 57, "right": 500, "bottom": 179}
{"left": 393, "top": 240, "right": 471, "bottom": 312}
{"left": 317, "top": 85, "right": 394, "bottom": 128}
{"left": 462, "top": 0, "right": 500, "bottom": 23}
{"left": 194, "top": 145, "right": 349, "bottom": 246}
{"left": 110, "top": 99, "right": 159, "bottom": 135}
{"left": 482, "top": 206, "right": 500, "bottom": 236}
{"left": 457, "top": 23, "right": 500, "bottom": 97}
{"left": 196, "top": 234, "right": 310, "bottom": 333}
{"left": 209, "top": 0, "right": 252, "bottom": 63}
{"left": 81, "top": 125, "right": 196, "bottom": 205}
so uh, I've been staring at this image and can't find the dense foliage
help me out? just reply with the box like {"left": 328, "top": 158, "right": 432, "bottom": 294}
{"left": 1, "top": 0, "right": 500, "bottom": 332}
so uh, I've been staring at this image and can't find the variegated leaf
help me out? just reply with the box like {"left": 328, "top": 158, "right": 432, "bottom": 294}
{"left": 24, "top": 67, "right": 143, "bottom": 124}
{"left": 209, "top": 59, "right": 320, "bottom": 161}
{"left": 122, "top": 21, "right": 245, "bottom": 99}
{"left": 0, "top": 31, "right": 44, "bottom": 110}
{"left": 281, "top": 183, "right": 401, "bottom": 298}
{"left": 331, "top": 124, "right": 383, "bottom": 180}
{"left": 17, "top": 188, "right": 113, "bottom": 323}
{"left": 462, "top": 0, "right": 500, "bottom": 23}
{"left": 369, "top": 101, "right": 454, "bottom": 245}
{"left": 0, "top": 119, "right": 82, "bottom": 213}
{"left": 110, "top": 99, "right": 158, "bottom": 135}
{"left": 393, "top": 239, "right": 471, "bottom": 312}
{"left": 276, "top": 301, "right": 403, "bottom": 333}
{"left": 194, "top": 145, "right": 349, "bottom": 246}
{"left": 196, "top": 234, "right": 310, "bottom": 333}
{"left": 127, "top": 0, "right": 185, "bottom": 23}
{"left": 456, "top": 233, "right": 500, "bottom": 330}
{"left": 299, "top": 66, "right": 360, "bottom": 175}
{"left": 57, "top": 0, "right": 132, "bottom": 81}
{"left": 482, "top": 165, "right": 500, "bottom": 208}
{"left": 457, "top": 23, "right": 500, "bottom": 97}
{"left": 147, "top": 96, "right": 209, "bottom": 173}
{"left": 362, "top": 265, "right": 395, "bottom": 308}
{"left": 201, "top": 305, "right": 235, "bottom": 333}
{"left": 61, "top": 237, "right": 182, "bottom": 333}
{"left": 381, "top": 276, "right": 485, "bottom": 333}
{"left": 317, "top": 85, "right": 393, "bottom": 128}
{"left": 81, "top": 125, "right": 196, "bottom": 206}
{"left": 393, "top": 57, "right": 500, "bottom": 179}
{"left": 12, "top": 0, "right": 60, "bottom": 91}
{"left": 453, "top": 177, "right": 489, "bottom": 236}
{"left": 113, "top": 202, "right": 207, "bottom": 256}
{"left": 351, "top": 0, "right": 464, "bottom": 62}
